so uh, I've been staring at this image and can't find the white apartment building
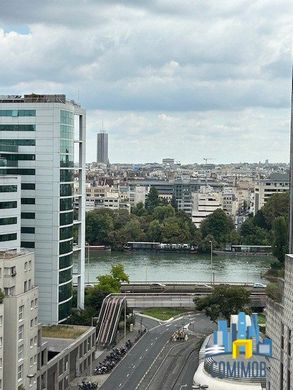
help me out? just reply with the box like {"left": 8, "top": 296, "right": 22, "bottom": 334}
{"left": 0, "top": 176, "right": 21, "bottom": 251}
{"left": 222, "top": 188, "right": 238, "bottom": 217}
{"left": 128, "top": 186, "right": 147, "bottom": 206}
{"left": 0, "top": 249, "right": 39, "bottom": 390}
{"left": 191, "top": 186, "right": 223, "bottom": 228}
{"left": 254, "top": 173, "right": 289, "bottom": 214}
{"left": 85, "top": 184, "right": 131, "bottom": 212}
{"left": 0, "top": 94, "right": 86, "bottom": 324}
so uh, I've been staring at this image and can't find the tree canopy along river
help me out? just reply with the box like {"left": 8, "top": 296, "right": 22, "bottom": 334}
{"left": 74, "top": 250, "right": 272, "bottom": 284}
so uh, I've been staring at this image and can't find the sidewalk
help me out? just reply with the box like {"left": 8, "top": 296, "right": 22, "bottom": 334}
{"left": 68, "top": 321, "right": 147, "bottom": 389}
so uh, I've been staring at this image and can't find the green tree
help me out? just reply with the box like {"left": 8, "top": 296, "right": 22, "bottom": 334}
{"left": 96, "top": 264, "right": 129, "bottom": 293}
{"left": 254, "top": 209, "right": 269, "bottom": 230}
{"left": 200, "top": 209, "right": 235, "bottom": 245}
{"left": 85, "top": 209, "right": 114, "bottom": 244}
{"left": 240, "top": 218, "right": 269, "bottom": 245}
{"left": 195, "top": 285, "right": 250, "bottom": 322}
{"left": 198, "top": 234, "right": 217, "bottom": 253}
{"left": 147, "top": 220, "right": 162, "bottom": 241}
{"left": 132, "top": 202, "right": 146, "bottom": 216}
{"left": 153, "top": 205, "right": 175, "bottom": 222}
{"left": 121, "top": 219, "right": 145, "bottom": 242}
{"left": 145, "top": 187, "right": 160, "bottom": 211}
{"left": 272, "top": 216, "right": 288, "bottom": 264}
{"left": 261, "top": 192, "right": 289, "bottom": 229}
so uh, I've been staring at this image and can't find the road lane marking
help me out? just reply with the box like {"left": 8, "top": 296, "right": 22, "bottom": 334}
{"left": 135, "top": 340, "right": 170, "bottom": 390}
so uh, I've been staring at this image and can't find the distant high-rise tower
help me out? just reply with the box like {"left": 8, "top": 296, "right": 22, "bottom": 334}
{"left": 97, "top": 131, "right": 109, "bottom": 164}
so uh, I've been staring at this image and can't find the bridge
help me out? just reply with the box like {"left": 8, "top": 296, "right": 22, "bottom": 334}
{"left": 116, "top": 292, "right": 267, "bottom": 309}
{"left": 119, "top": 281, "right": 266, "bottom": 294}
{"left": 96, "top": 290, "right": 267, "bottom": 347}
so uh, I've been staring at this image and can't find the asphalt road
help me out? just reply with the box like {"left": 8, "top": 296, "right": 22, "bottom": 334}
{"left": 100, "top": 313, "right": 215, "bottom": 390}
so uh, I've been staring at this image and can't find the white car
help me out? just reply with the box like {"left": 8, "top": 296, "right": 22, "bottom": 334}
{"left": 253, "top": 283, "right": 266, "bottom": 288}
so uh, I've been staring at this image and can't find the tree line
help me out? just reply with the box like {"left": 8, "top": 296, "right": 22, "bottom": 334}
{"left": 85, "top": 187, "right": 289, "bottom": 263}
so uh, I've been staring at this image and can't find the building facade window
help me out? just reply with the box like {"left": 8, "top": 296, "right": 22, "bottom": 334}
{"left": 18, "top": 305, "right": 24, "bottom": 321}
{"left": 0, "top": 124, "right": 35, "bottom": 131}
{"left": 0, "top": 217, "right": 17, "bottom": 225}
{"left": 0, "top": 184, "right": 17, "bottom": 192}
{"left": 59, "top": 211, "right": 73, "bottom": 226}
{"left": 17, "top": 364, "right": 23, "bottom": 380}
{"left": 0, "top": 201, "right": 17, "bottom": 209}
{"left": 0, "top": 168, "right": 35, "bottom": 175}
{"left": 18, "top": 325, "right": 24, "bottom": 340}
{"left": 21, "top": 227, "right": 35, "bottom": 234}
{"left": 21, "top": 183, "right": 35, "bottom": 190}
{"left": 21, "top": 198, "right": 35, "bottom": 205}
{"left": 0, "top": 139, "right": 35, "bottom": 146}
{"left": 21, "top": 241, "right": 35, "bottom": 248}
{"left": 0, "top": 233, "right": 17, "bottom": 242}
{"left": 21, "top": 212, "right": 35, "bottom": 219}
{"left": 59, "top": 255, "right": 72, "bottom": 269}
{"left": 60, "top": 197, "right": 73, "bottom": 211}
{"left": 60, "top": 226, "right": 73, "bottom": 240}
{"left": 0, "top": 109, "right": 36, "bottom": 116}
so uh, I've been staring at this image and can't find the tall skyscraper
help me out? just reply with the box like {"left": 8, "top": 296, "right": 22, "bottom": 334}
{"left": 0, "top": 94, "right": 86, "bottom": 324}
{"left": 97, "top": 131, "right": 109, "bottom": 164}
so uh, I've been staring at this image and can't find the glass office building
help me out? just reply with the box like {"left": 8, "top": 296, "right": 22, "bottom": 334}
{"left": 0, "top": 94, "right": 86, "bottom": 324}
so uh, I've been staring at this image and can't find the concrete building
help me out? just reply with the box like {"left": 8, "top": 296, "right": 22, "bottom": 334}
{"left": 254, "top": 173, "right": 289, "bottom": 214}
{"left": 0, "top": 176, "right": 21, "bottom": 251}
{"left": 85, "top": 184, "right": 130, "bottom": 212}
{"left": 36, "top": 325, "right": 95, "bottom": 390}
{"left": 222, "top": 188, "right": 238, "bottom": 218}
{"left": 0, "top": 249, "right": 39, "bottom": 390}
{"left": 266, "top": 254, "right": 293, "bottom": 390}
{"left": 128, "top": 186, "right": 147, "bottom": 206}
{"left": 192, "top": 186, "right": 223, "bottom": 228}
{"left": 162, "top": 158, "right": 175, "bottom": 166}
{"left": 266, "top": 81, "right": 293, "bottom": 389}
{"left": 97, "top": 131, "right": 108, "bottom": 164}
{"left": 0, "top": 94, "right": 86, "bottom": 324}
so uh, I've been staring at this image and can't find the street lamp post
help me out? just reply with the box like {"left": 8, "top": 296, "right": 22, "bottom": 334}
{"left": 85, "top": 241, "right": 90, "bottom": 285}
{"left": 246, "top": 261, "right": 249, "bottom": 285}
{"left": 209, "top": 240, "right": 213, "bottom": 284}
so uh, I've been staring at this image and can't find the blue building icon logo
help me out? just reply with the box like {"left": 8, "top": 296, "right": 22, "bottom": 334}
{"left": 205, "top": 312, "right": 272, "bottom": 359}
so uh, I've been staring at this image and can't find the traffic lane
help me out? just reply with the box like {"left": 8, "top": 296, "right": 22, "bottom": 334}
{"left": 148, "top": 340, "right": 198, "bottom": 390}
{"left": 118, "top": 322, "right": 182, "bottom": 390}
{"left": 100, "top": 321, "right": 184, "bottom": 390}
{"left": 100, "top": 315, "right": 212, "bottom": 390}
{"left": 187, "top": 313, "right": 216, "bottom": 334}
{"left": 173, "top": 345, "right": 200, "bottom": 390}
{"left": 100, "top": 326, "right": 169, "bottom": 390}
{"left": 135, "top": 313, "right": 161, "bottom": 330}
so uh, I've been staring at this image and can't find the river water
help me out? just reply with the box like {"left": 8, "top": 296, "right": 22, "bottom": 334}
{"left": 74, "top": 251, "right": 273, "bottom": 284}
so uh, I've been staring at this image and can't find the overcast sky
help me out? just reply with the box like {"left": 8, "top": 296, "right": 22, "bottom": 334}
{"left": 0, "top": 0, "right": 292, "bottom": 164}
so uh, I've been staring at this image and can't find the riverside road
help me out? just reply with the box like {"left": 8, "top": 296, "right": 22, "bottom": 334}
{"left": 100, "top": 313, "right": 215, "bottom": 390}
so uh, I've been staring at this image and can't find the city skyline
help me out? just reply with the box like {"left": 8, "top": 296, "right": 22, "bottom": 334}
{"left": 0, "top": 1, "right": 291, "bottom": 164}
